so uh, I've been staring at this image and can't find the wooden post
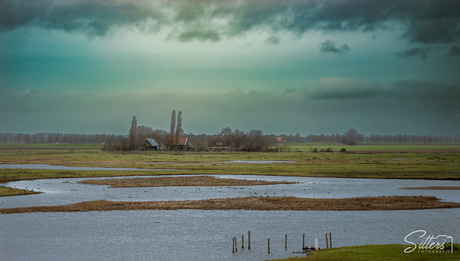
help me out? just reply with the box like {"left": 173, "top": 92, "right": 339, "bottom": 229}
{"left": 325, "top": 233, "right": 328, "bottom": 249}
{"left": 303, "top": 234, "right": 305, "bottom": 249}
{"left": 233, "top": 237, "right": 235, "bottom": 253}
{"left": 248, "top": 231, "right": 251, "bottom": 250}
{"left": 268, "top": 238, "right": 270, "bottom": 254}
{"left": 242, "top": 235, "right": 244, "bottom": 249}
{"left": 285, "top": 234, "right": 287, "bottom": 250}
{"left": 235, "top": 236, "right": 237, "bottom": 252}
{"left": 329, "top": 233, "right": 332, "bottom": 248}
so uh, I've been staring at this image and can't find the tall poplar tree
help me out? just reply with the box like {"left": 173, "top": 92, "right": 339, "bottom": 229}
{"left": 175, "top": 111, "right": 182, "bottom": 150}
{"left": 128, "top": 116, "right": 137, "bottom": 150}
{"left": 169, "top": 110, "right": 176, "bottom": 150}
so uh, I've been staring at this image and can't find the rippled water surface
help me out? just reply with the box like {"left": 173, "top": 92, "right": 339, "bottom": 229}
{"left": 1, "top": 165, "right": 459, "bottom": 260}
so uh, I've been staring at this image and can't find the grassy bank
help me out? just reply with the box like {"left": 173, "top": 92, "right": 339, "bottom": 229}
{"left": 79, "top": 176, "right": 296, "bottom": 187}
{"left": 273, "top": 244, "right": 459, "bottom": 261}
{"left": 1, "top": 149, "right": 459, "bottom": 186}
{"left": 0, "top": 186, "right": 40, "bottom": 197}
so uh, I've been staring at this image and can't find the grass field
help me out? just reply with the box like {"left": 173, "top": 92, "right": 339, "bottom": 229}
{"left": 1, "top": 143, "right": 459, "bottom": 196}
{"left": 273, "top": 244, "right": 460, "bottom": 261}
{"left": 279, "top": 143, "right": 460, "bottom": 152}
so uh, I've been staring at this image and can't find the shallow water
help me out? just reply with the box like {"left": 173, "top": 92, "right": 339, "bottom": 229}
{"left": 1, "top": 174, "right": 459, "bottom": 209}
{"left": 1, "top": 209, "right": 459, "bottom": 261}
{"left": 1, "top": 168, "right": 459, "bottom": 260}
{"left": 0, "top": 164, "right": 183, "bottom": 171}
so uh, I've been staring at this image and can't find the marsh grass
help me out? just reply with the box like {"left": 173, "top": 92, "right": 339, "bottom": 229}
{"left": 1, "top": 196, "right": 460, "bottom": 214}
{"left": 79, "top": 176, "right": 296, "bottom": 188}
{"left": 0, "top": 148, "right": 459, "bottom": 184}
{"left": 273, "top": 244, "right": 460, "bottom": 261}
{"left": 0, "top": 186, "right": 39, "bottom": 197}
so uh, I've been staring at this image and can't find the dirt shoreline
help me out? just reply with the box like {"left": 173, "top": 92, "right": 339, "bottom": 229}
{"left": 78, "top": 176, "right": 297, "bottom": 188}
{"left": 2, "top": 196, "right": 460, "bottom": 214}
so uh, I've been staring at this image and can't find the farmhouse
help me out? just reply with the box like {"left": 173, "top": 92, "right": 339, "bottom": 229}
{"left": 276, "top": 137, "right": 286, "bottom": 143}
{"left": 139, "top": 138, "right": 160, "bottom": 150}
{"left": 207, "top": 136, "right": 232, "bottom": 151}
{"left": 170, "top": 138, "right": 191, "bottom": 150}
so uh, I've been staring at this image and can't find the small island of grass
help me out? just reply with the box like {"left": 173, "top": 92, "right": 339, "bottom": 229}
{"left": 0, "top": 186, "right": 40, "bottom": 197}
{"left": 2, "top": 195, "right": 460, "bottom": 214}
{"left": 78, "top": 175, "right": 297, "bottom": 188}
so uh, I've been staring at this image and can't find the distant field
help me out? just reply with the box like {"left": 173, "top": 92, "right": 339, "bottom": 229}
{"left": 1, "top": 142, "right": 459, "bottom": 152}
{"left": 279, "top": 143, "right": 460, "bottom": 152}
{"left": 0, "top": 143, "right": 103, "bottom": 151}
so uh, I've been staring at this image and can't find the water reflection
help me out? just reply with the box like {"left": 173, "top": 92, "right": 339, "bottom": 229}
{"left": 1, "top": 171, "right": 459, "bottom": 261}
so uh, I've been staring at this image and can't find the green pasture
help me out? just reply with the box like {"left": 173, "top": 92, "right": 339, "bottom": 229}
{"left": 279, "top": 143, "right": 460, "bottom": 152}
{"left": 1, "top": 149, "right": 459, "bottom": 185}
{"left": 273, "top": 244, "right": 459, "bottom": 261}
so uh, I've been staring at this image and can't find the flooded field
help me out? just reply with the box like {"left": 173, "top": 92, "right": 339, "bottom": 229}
{"left": 0, "top": 164, "right": 183, "bottom": 171}
{"left": 1, "top": 168, "right": 459, "bottom": 260}
{"left": 1, "top": 208, "right": 459, "bottom": 261}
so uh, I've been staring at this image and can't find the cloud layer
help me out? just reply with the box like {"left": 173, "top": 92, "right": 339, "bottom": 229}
{"left": 1, "top": 0, "right": 459, "bottom": 44}
{"left": 395, "top": 47, "right": 431, "bottom": 60}
{"left": 307, "top": 78, "right": 381, "bottom": 99}
{"left": 1, "top": 78, "right": 456, "bottom": 135}
{"left": 320, "top": 40, "right": 350, "bottom": 54}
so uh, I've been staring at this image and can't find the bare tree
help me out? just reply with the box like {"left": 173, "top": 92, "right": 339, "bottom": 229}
{"left": 169, "top": 110, "right": 176, "bottom": 150}
{"left": 341, "top": 128, "right": 358, "bottom": 145}
{"left": 152, "top": 129, "right": 167, "bottom": 148}
{"left": 175, "top": 111, "right": 182, "bottom": 150}
{"left": 128, "top": 116, "right": 137, "bottom": 150}
{"left": 137, "top": 125, "right": 153, "bottom": 145}
{"left": 232, "top": 129, "right": 246, "bottom": 150}
{"left": 246, "top": 130, "right": 265, "bottom": 151}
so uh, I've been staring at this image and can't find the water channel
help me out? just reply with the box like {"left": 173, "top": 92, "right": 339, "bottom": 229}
{"left": 1, "top": 164, "right": 459, "bottom": 260}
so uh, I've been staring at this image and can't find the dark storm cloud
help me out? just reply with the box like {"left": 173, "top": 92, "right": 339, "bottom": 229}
{"left": 1, "top": 0, "right": 459, "bottom": 44}
{"left": 387, "top": 80, "right": 458, "bottom": 100}
{"left": 177, "top": 30, "right": 221, "bottom": 42}
{"left": 394, "top": 47, "right": 431, "bottom": 60}
{"left": 0, "top": 0, "right": 168, "bottom": 37}
{"left": 265, "top": 36, "right": 280, "bottom": 45}
{"left": 2, "top": 86, "right": 455, "bottom": 135}
{"left": 446, "top": 46, "right": 460, "bottom": 57}
{"left": 320, "top": 40, "right": 350, "bottom": 54}
{"left": 307, "top": 78, "right": 382, "bottom": 99}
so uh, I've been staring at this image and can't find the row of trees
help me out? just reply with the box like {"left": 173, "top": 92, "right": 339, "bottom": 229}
{"left": 0, "top": 133, "right": 125, "bottom": 144}
{"left": 1, "top": 128, "right": 459, "bottom": 150}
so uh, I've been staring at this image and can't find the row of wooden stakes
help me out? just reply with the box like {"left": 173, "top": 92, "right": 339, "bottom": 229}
{"left": 233, "top": 231, "right": 333, "bottom": 254}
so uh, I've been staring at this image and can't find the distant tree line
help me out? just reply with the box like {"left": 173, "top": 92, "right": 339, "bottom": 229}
{"left": 1, "top": 127, "right": 459, "bottom": 151}
{"left": 275, "top": 129, "right": 460, "bottom": 145}
{"left": 0, "top": 133, "right": 125, "bottom": 145}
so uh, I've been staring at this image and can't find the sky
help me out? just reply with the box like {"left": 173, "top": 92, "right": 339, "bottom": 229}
{"left": 0, "top": 0, "right": 459, "bottom": 136}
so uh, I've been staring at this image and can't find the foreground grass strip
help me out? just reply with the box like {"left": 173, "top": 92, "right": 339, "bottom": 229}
{"left": 2, "top": 196, "right": 460, "bottom": 214}
{"left": 0, "top": 186, "right": 40, "bottom": 197}
{"left": 400, "top": 186, "right": 460, "bottom": 190}
{"left": 79, "top": 176, "right": 297, "bottom": 188}
{"left": 273, "top": 244, "right": 460, "bottom": 261}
